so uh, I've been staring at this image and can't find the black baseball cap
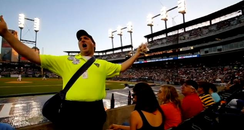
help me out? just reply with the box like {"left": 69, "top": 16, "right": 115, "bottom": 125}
{"left": 76, "top": 30, "right": 96, "bottom": 45}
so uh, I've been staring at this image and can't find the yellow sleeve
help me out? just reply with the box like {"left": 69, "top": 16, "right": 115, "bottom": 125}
{"left": 40, "top": 55, "right": 67, "bottom": 76}
{"left": 104, "top": 60, "right": 121, "bottom": 78}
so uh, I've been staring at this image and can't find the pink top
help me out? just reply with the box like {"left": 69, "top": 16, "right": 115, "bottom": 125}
{"left": 160, "top": 102, "right": 182, "bottom": 130}
{"left": 181, "top": 93, "right": 204, "bottom": 120}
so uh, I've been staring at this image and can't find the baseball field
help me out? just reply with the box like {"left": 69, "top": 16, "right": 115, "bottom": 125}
{"left": 0, "top": 78, "right": 135, "bottom": 97}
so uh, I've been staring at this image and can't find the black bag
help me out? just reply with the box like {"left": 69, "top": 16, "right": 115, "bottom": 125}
{"left": 42, "top": 57, "right": 95, "bottom": 123}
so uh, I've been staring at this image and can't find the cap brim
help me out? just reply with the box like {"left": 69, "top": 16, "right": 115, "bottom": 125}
{"left": 76, "top": 30, "right": 90, "bottom": 40}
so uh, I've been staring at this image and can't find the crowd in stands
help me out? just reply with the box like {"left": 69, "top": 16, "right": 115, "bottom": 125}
{"left": 96, "top": 51, "right": 131, "bottom": 60}
{"left": 112, "top": 60, "right": 244, "bottom": 86}
{"left": 109, "top": 78, "right": 244, "bottom": 130}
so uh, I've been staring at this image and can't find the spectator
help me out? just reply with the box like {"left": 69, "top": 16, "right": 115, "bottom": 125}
{"left": 109, "top": 82, "right": 165, "bottom": 130}
{"left": 208, "top": 82, "right": 221, "bottom": 102}
{"left": 197, "top": 82, "right": 215, "bottom": 108}
{"left": 157, "top": 84, "right": 182, "bottom": 129}
{"left": 181, "top": 80, "right": 204, "bottom": 120}
{"left": 228, "top": 79, "right": 242, "bottom": 93}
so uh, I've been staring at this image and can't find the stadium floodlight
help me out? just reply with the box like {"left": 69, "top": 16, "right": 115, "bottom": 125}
{"left": 17, "top": 14, "right": 40, "bottom": 66}
{"left": 127, "top": 22, "right": 133, "bottom": 52}
{"left": 108, "top": 29, "right": 113, "bottom": 38}
{"left": 117, "top": 26, "right": 122, "bottom": 36}
{"left": 178, "top": 0, "right": 186, "bottom": 14}
{"left": 147, "top": 14, "right": 154, "bottom": 34}
{"left": 147, "top": 14, "right": 153, "bottom": 26}
{"left": 160, "top": 7, "right": 168, "bottom": 21}
{"left": 127, "top": 22, "right": 133, "bottom": 33}
{"left": 18, "top": 14, "right": 25, "bottom": 29}
{"left": 178, "top": 0, "right": 186, "bottom": 31}
{"left": 108, "top": 28, "right": 115, "bottom": 53}
{"left": 34, "top": 18, "right": 40, "bottom": 32}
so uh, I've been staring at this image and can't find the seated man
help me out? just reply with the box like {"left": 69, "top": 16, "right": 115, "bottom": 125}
{"left": 181, "top": 80, "right": 204, "bottom": 120}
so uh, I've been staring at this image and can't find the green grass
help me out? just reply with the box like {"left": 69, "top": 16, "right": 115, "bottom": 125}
{"left": 0, "top": 78, "right": 135, "bottom": 97}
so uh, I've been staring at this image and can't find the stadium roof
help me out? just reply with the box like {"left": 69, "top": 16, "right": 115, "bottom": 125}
{"left": 144, "top": 1, "right": 244, "bottom": 39}
{"left": 64, "top": 45, "right": 133, "bottom": 54}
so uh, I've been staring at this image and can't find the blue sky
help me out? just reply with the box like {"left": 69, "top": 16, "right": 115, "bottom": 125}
{"left": 0, "top": 0, "right": 241, "bottom": 55}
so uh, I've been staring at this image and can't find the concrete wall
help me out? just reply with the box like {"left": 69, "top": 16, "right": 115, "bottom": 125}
{"left": 16, "top": 105, "right": 135, "bottom": 130}
{"left": 103, "top": 104, "right": 135, "bottom": 130}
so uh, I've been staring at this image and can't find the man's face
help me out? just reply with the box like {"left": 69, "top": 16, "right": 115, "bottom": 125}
{"left": 197, "top": 87, "right": 204, "bottom": 95}
{"left": 181, "top": 83, "right": 195, "bottom": 96}
{"left": 78, "top": 35, "right": 95, "bottom": 56}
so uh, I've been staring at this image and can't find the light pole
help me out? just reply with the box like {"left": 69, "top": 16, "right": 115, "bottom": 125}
{"left": 109, "top": 22, "right": 133, "bottom": 53}
{"left": 160, "top": 6, "right": 168, "bottom": 36}
{"left": 146, "top": 0, "right": 187, "bottom": 36}
{"left": 18, "top": 14, "right": 40, "bottom": 73}
{"left": 18, "top": 14, "right": 24, "bottom": 67}
{"left": 108, "top": 29, "right": 115, "bottom": 53}
{"left": 127, "top": 22, "right": 133, "bottom": 53}
{"left": 34, "top": 18, "right": 40, "bottom": 50}
{"left": 147, "top": 14, "right": 154, "bottom": 34}
{"left": 117, "top": 26, "right": 124, "bottom": 52}
{"left": 178, "top": 0, "right": 186, "bottom": 32}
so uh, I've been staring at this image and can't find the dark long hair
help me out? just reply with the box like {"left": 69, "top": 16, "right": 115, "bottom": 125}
{"left": 133, "top": 82, "right": 160, "bottom": 113}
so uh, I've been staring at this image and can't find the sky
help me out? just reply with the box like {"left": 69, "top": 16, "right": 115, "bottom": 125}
{"left": 0, "top": 0, "right": 242, "bottom": 56}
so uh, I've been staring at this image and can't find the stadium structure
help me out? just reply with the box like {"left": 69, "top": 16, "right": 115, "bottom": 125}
{"left": 64, "top": 1, "right": 244, "bottom": 85}
{"left": 1, "top": 1, "right": 244, "bottom": 84}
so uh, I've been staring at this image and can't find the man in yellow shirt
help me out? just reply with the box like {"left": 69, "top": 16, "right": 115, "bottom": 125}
{"left": 0, "top": 15, "right": 148, "bottom": 130}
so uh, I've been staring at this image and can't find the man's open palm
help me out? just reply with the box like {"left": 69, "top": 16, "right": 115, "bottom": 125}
{"left": 0, "top": 15, "right": 8, "bottom": 36}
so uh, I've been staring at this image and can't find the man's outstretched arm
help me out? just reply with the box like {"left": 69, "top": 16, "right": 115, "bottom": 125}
{"left": 121, "top": 44, "right": 148, "bottom": 72}
{"left": 0, "top": 15, "right": 40, "bottom": 64}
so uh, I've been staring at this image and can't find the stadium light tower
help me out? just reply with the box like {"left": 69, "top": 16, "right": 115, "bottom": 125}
{"left": 117, "top": 25, "right": 123, "bottom": 52}
{"left": 108, "top": 29, "right": 116, "bottom": 53}
{"left": 34, "top": 17, "right": 40, "bottom": 50}
{"left": 160, "top": 6, "right": 168, "bottom": 36}
{"left": 178, "top": 0, "right": 186, "bottom": 31}
{"left": 127, "top": 22, "right": 133, "bottom": 53}
{"left": 146, "top": 0, "right": 187, "bottom": 35}
{"left": 147, "top": 14, "right": 154, "bottom": 34}
{"left": 18, "top": 14, "right": 40, "bottom": 73}
{"left": 109, "top": 22, "right": 132, "bottom": 53}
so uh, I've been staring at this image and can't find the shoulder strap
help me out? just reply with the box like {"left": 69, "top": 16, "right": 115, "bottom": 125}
{"left": 60, "top": 56, "right": 95, "bottom": 98}
{"left": 137, "top": 110, "right": 150, "bottom": 127}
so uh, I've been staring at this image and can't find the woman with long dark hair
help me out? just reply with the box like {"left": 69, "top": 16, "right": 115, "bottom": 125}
{"left": 109, "top": 82, "right": 165, "bottom": 130}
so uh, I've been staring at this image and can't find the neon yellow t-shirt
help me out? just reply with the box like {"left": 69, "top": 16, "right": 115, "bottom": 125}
{"left": 40, "top": 54, "right": 121, "bottom": 101}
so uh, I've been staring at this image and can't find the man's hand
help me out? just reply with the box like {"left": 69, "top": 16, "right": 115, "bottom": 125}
{"left": 121, "top": 43, "right": 149, "bottom": 72}
{"left": 135, "top": 43, "right": 149, "bottom": 56}
{"left": 0, "top": 15, "right": 9, "bottom": 36}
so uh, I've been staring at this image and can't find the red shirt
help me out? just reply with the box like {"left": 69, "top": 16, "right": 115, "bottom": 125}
{"left": 160, "top": 102, "right": 182, "bottom": 130}
{"left": 181, "top": 93, "right": 204, "bottom": 120}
